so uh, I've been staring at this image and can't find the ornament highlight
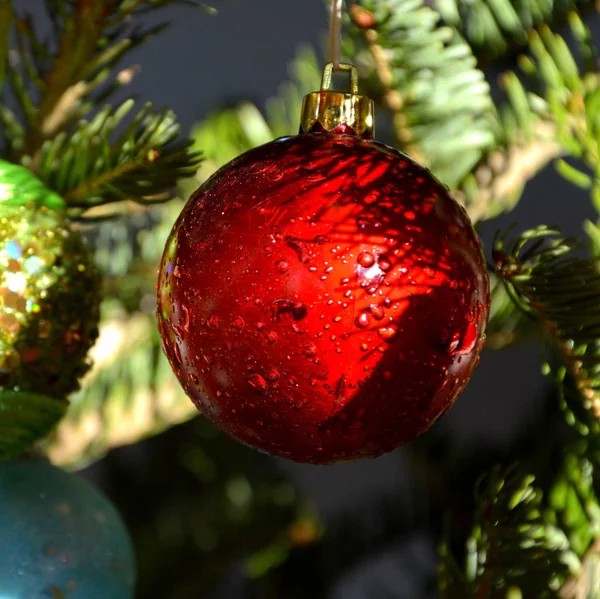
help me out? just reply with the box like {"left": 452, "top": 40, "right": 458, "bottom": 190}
{"left": 0, "top": 160, "right": 100, "bottom": 399}
{"left": 157, "top": 64, "right": 489, "bottom": 463}
{"left": 0, "top": 459, "right": 135, "bottom": 598}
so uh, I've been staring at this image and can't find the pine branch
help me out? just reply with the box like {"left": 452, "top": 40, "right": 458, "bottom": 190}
{"left": 439, "top": 466, "right": 576, "bottom": 598}
{"left": 494, "top": 226, "right": 600, "bottom": 439}
{"left": 496, "top": 16, "right": 600, "bottom": 200}
{"left": 560, "top": 541, "right": 600, "bottom": 599}
{"left": 548, "top": 452, "right": 600, "bottom": 563}
{"left": 486, "top": 272, "right": 540, "bottom": 349}
{"left": 33, "top": 100, "right": 200, "bottom": 211}
{"left": 456, "top": 13, "right": 598, "bottom": 221}
{"left": 458, "top": 123, "right": 562, "bottom": 223}
{"left": 1, "top": 0, "right": 205, "bottom": 207}
{"left": 346, "top": 1, "right": 497, "bottom": 188}
{"left": 13, "top": 0, "right": 210, "bottom": 156}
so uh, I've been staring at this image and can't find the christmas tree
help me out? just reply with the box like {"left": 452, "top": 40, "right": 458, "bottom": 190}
{"left": 1, "top": 0, "right": 600, "bottom": 597}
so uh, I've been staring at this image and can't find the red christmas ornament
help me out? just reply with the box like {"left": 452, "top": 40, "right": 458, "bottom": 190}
{"left": 157, "top": 63, "right": 489, "bottom": 464}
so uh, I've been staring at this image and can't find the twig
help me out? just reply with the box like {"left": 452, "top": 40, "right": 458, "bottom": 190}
{"left": 559, "top": 540, "right": 600, "bottom": 599}
{"left": 64, "top": 160, "right": 144, "bottom": 205}
{"left": 349, "top": 6, "right": 426, "bottom": 163}
{"left": 22, "top": 0, "right": 110, "bottom": 159}
{"left": 462, "top": 122, "right": 562, "bottom": 223}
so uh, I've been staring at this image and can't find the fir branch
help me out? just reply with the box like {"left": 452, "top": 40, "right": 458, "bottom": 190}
{"left": 21, "top": 0, "right": 111, "bottom": 155}
{"left": 548, "top": 453, "right": 600, "bottom": 562}
{"left": 496, "top": 16, "right": 600, "bottom": 200}
{"left": 2, "top": 0, "right": 210, "bottom": 163}
{"left": 494, "top": 227, "right": 600, "bottom": 438}
{"left": 433, "top": 0, "right": 596, "bottom": 64}
{"left": 346, "top": 1, "right": 496, "bottom": 188}
{"left": 559, "top": 541, "right": 600, "bottom": 599}
{"left": 459, "top": 123, "right": 562, "bottom": 223}
{"left": 34, "top": 101, "right": 200, "bottom": 210}
{"left": 439, "top": 466, "right": 575, "bottom": 598}
{"left": 455, "top": 13, "right": 598, "bottom": 221}
{"left": 486, "top": 272, "right": 539, "bottom": 349}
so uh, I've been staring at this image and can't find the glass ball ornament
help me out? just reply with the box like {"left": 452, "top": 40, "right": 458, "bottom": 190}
{"left": 157, "top": 64, "right": 490, "bottom": 464}
{"left": 0, "top": 459, "right": 136, "bottom": 598}
{"left": 0, "top": 161, "right": 100, "bottom": 399}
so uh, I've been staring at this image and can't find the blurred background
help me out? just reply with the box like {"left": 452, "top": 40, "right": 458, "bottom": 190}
{"left": 19, "top": 1, "right": 600, "bottom": 597}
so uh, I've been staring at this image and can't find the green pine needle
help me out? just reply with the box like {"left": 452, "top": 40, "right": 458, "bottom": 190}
{"left": 345, "top": 0, "right": 496, "bottom": 188}
{"left": 439, "top": 466, "right": 576, "bottom": 598}
{"left": 0, "top": 0, "right": 204, "bottom": 209}
{"left": 494, "top": 226, "right": 600, "bottom": 440}
{"left": 434, "top": 0, "right": 595, "bottom": 63}
{"left": 34, "top": 101, "right": 201, "bottom": 211}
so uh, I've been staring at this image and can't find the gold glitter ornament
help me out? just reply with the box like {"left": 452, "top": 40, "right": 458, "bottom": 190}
{"left": 0, "top": 160, "right": 100, "bottom": 399}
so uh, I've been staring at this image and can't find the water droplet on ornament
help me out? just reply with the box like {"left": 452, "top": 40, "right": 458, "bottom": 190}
{"left": 189, "top": 373, "right": 199, "bottom": 384}
{"left": 368, "top": 304, "right": 385, "bottom": 320}
{"left": 358, "top": 252, "right": 375, "bottom": 267}
{"left": 232, "top": 316, "right": 245, "bottom": 330}
{"left": 378, "top": 255, "right": 391, "bottom": 271}
{"left": 378, "top": 325, "right": 397, "bottom": 342}
{"left": 181, "top": 304, "right": 190, "bottom": 332}
{"left": 265, "top": 366, "right": 280, "bottom": 381}
{"left": 303, "top": 342, "right": 318, "bottom": 357}
{"left": 248, "top": 374, "right": 268, "bottom": 394}
{"left": 360, "top": 343, "right": 369, "bottom": 352}
{"left": 355, "top": 313, "right": 370, "bottom": 329}
{"left": 266, "top": 331, "right": 278, "bottom": 344}
{"left": 275, "top": 260, "right": 289, "bottom": 273}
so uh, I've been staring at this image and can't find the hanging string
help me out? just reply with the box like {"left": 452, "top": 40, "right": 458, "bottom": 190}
{"left": 328, "top": 0, "right": 343, "bottom": 69}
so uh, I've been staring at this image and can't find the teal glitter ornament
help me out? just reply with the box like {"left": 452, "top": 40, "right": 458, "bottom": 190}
{"left": 0, "top": 459, "right": 136, "bottom": 598}
{"left": 0, "top": 160, "right": 100, "bottom": 399}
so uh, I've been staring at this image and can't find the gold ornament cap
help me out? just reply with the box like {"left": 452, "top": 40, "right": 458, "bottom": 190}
{"left": 300, "top": 63, "right": 375, "bottom": 138}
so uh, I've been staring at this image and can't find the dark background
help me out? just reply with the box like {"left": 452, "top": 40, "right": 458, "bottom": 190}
{"left": 23, "top": 1, "right": 600, "bottom": 597}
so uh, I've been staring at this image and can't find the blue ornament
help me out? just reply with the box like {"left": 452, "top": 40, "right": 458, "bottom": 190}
{"left": 0, "top": 460, "right": 136, "bottom": 598}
